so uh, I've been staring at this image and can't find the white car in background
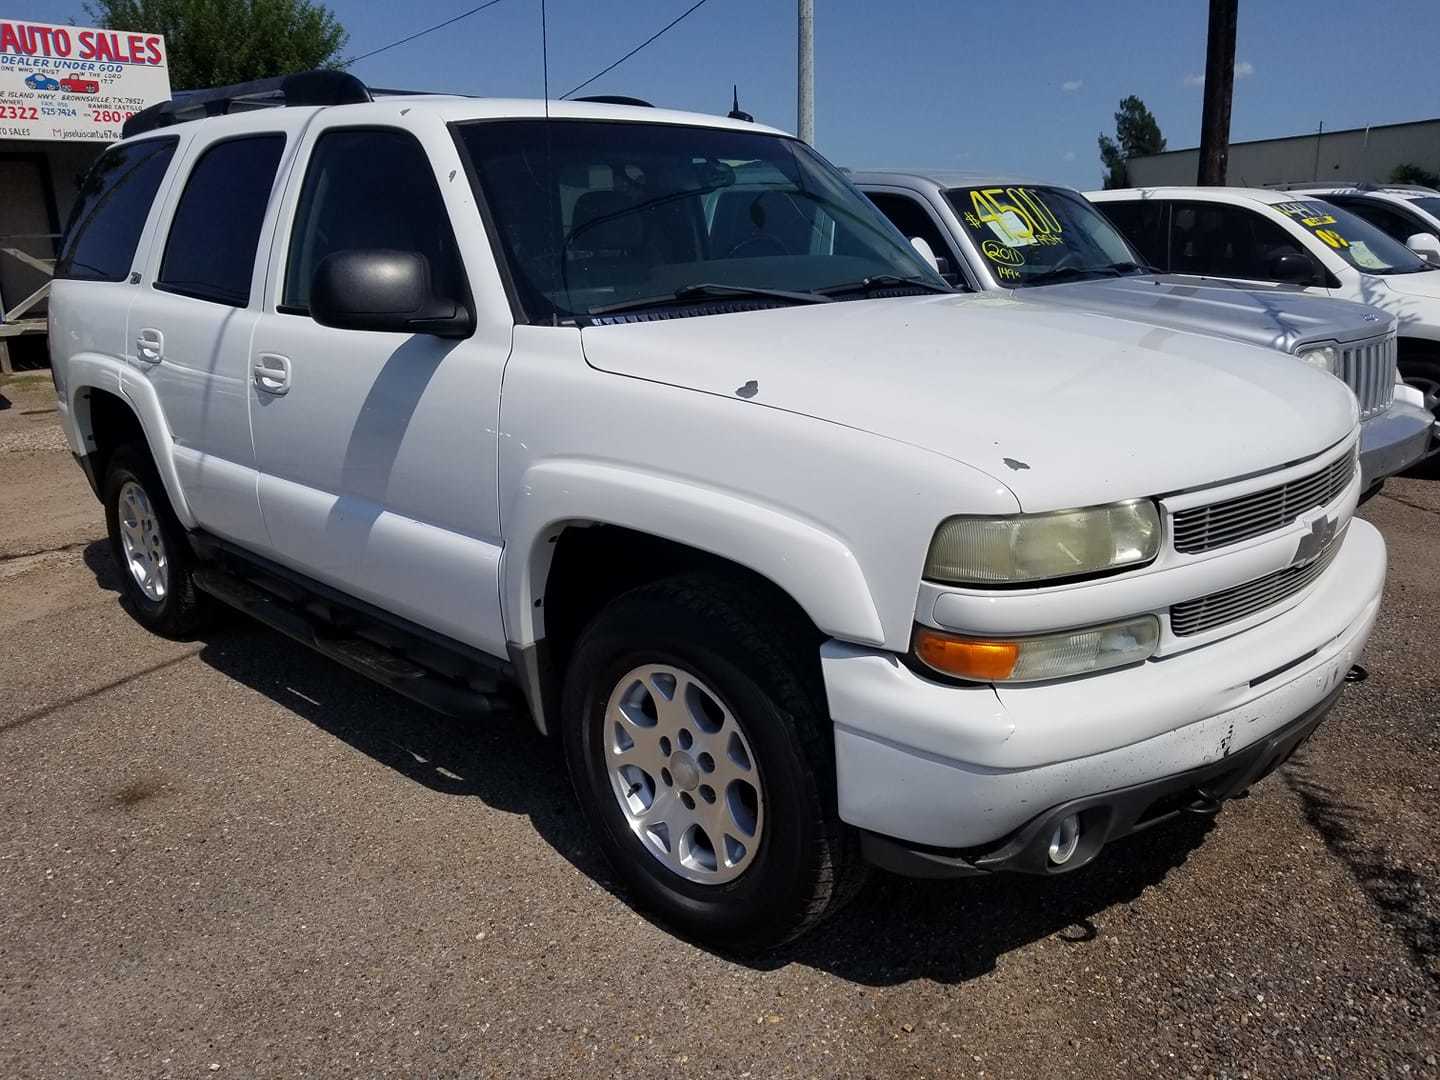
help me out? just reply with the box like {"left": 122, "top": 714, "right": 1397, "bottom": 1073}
{"left": 1283, "top": 184, "right": 1440, "bottom": 265}
{"left": 854, "top": 171, "right": 1428, "bottom": 489}
{"left": 1089, "top": 185, "right": 1440, "bottom": 433}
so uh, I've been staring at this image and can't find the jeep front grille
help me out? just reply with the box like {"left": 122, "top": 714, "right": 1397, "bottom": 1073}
{"left": 1338, "top": 334, "right": 1396, "bottom": 421}
{"left": 1172, "top": 452, "right": 1354, "bottom": 554}
{"left": 1169, "top": 529, "right": 1345, "bottom": 636}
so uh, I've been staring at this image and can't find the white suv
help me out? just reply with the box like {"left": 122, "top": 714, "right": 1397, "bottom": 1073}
{"left": 50, "top": 72, "right": 1385, "bottom": 949}
{"left": 1285, "top": 183, "right": 1440, "bottom": 265}
{"left": 1090, "top": 185, "right": 1440, "bottom": 431}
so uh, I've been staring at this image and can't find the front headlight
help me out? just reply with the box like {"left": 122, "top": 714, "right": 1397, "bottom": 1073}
{"left": 914, "top": 616, "right": 1160, "bottom": 683}
{"left": 1297, "top": 344, "right": 1340, "bottom": 375}
{"left": 924, "top": 500, "right": 1161, "bottom": 586}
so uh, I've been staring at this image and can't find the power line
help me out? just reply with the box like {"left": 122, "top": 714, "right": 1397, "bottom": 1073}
{"left": 560, "top": 0, "right": 713, "bottom": 100}
{"left": 343, "top": 0, "right": 510, "bottom": 67}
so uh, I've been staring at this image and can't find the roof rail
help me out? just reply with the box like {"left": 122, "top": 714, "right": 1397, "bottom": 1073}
{"left": 122, "top": 70, "right": 372, "bottom": 139}
{"left": 1266, "top": 180, "right": 1440, "bottom": 194}
{"left": 574, "top": 94, "right": 653, "bottom": 107}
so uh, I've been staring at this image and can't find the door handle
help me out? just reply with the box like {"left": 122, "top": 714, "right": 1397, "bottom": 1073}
{"left": 135, "top": 327, "right": 163, "bottom": 364}
{"left": 252, "top": 353, "right": 292, "bottom": 395}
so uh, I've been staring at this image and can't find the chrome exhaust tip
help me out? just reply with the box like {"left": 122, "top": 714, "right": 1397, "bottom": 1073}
{"left": 1047, "top": 813, "right": 1082, "bottom": 866}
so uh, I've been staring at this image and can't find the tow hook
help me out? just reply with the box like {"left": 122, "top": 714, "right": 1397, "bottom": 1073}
{"left": 1345, "top": 664, "right": 1369, "bottom": 684}
{"left": 1184, "top": 791, "right": 1224, "bottom": 816}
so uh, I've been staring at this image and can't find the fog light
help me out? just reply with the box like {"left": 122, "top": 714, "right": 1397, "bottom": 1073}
{"left": 1048, "top": 814, "right": 1081, "bottom": 865}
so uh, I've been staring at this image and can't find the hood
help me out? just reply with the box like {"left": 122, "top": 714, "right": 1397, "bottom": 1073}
{"left": 579, "top": 292, "right": 1358, "bottom": 512}
{"left": 1378, "top": 267, "right": 1440, "bottom": 302}
{"left": 1033, "top": 275, "right": 1393, "bottom": 350}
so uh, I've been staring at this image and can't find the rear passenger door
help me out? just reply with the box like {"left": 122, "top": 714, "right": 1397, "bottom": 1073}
{"left": 246, "top": 119, "right": 511, "bottom": 658}
{"left": 126, "top": 116, "right": 300, "bottom": 550}
{"left": 1164, "top": 200, "right": 1329, "bottom": 294}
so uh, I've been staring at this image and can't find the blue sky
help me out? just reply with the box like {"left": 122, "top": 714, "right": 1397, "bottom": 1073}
{"left": 12, "top": 0, "right": 1440, "bottom": 188}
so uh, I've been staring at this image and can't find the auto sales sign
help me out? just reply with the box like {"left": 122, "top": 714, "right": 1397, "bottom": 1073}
{"left": 0, "top": 19, "right": 170, "bottom": 141}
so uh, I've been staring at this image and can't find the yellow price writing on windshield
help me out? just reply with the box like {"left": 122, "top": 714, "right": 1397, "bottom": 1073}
{"left": 967, "top": 187, "right": 1063, "bottom": 244}
{"left": 1313, "top": 228, "right": 1348, "bottom": 249}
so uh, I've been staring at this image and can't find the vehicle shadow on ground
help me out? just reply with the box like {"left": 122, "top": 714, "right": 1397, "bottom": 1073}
{"left": 83, "top": 539, "right": 1218, "bottom": 987}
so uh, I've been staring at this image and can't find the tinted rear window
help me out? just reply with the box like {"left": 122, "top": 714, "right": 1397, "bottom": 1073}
{"left": 55, "top": 137, "right": 177, "bottom": 282}
{"left": 158, "top": 134, "right": 286, "bottom": 306}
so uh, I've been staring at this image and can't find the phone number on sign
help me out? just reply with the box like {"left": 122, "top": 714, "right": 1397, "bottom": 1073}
{"left": 90, "top": 108, "right": 132, "bottom": 123}
{"left": 0, "top": 104, "right": 38, "bottom": 120}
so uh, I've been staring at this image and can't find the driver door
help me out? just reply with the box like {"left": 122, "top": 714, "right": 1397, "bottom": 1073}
{"left": 246, "top": 119, "right": 511, "bottom": 656}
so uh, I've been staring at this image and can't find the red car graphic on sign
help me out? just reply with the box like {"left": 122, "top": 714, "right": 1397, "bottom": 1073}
{"left": 60, "top": 76, "right": 100, "bottom": 94}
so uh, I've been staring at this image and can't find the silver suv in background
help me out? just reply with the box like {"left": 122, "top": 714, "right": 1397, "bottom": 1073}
{"left": 854, "top": 172, "right": 1430, "bottom": 491}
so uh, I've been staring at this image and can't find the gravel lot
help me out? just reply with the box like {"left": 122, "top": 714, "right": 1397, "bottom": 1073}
{"left": 1, "top": 370, "right": 1436, "bottom": 1079}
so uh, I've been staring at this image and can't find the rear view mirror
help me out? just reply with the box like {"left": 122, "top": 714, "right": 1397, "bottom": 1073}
{"left": 1267, "top": 249, "right": 1319, "bottom": 286}
{"left": 310, "top": 250, "right": 473, "bottom": 338}
{"left": 1405, "top": 232, "right": 1440, "bottom": 267}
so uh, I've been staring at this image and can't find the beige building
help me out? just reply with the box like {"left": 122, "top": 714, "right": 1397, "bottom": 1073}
{"left": 1126, "top": 118, "right": 1440, "bottom": 189}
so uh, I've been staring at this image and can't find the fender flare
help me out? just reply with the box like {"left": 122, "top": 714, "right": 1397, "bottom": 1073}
{"left": 501, "top": 459, "right": 887, "bottom": 649}
{"left": 66, "top": 353, "right": 197, "bottom": 527}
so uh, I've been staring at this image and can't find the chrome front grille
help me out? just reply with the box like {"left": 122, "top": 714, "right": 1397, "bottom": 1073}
{"left": 1337, "top": 334, "right": 1396, "bottom": 420}
{"left": 1170, "top": 529, "right": 1345, "bottom": 636}
{"left": 1172, "top": 452, "right": 1354, "bottom": 554}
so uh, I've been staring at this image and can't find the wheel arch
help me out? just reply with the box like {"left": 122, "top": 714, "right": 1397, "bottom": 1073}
{"left": 502, "top": 461, "right": 886, "bottom": 734}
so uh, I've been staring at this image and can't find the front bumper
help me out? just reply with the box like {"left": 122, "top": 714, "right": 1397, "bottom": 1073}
{"left": 824, "top": 517, "right": 1385, "bottom": 863}
{"left": 860, "top": 685, "right": 1340, "bottom": 878}
{"left": 1359, "top": 399, "right": 1434, "bottom": 488}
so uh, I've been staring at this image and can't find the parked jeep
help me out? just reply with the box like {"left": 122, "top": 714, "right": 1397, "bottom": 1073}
{"left": 1090, "top": 184, "right": 1440, "bottom": 434}
{"left": 854, "top": 171, "right": 1429, "bottom": 490}
{"left": 49, "top": 73, "right": 1385, "bottom": 950}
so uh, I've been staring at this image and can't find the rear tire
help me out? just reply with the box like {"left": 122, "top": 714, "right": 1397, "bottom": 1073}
{"left": 102, "top": 444, "right": 211, "bottom": 638}
{"left": 561, "top": 574, "right": 863, "bottom": 952}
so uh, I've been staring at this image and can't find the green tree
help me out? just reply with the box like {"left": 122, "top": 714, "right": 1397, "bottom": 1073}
{"left": 85, "top": 0, "right": 349, "bottom": 90}
{"left": 1391, "top": 163, "right": 1440, "bottom": 189}
{"left": 1097, "top": 96, "right": 1167, "bottom": 189}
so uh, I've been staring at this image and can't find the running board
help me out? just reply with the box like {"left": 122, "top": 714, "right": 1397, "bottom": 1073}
{"left": 194, "top": 566, "right": 502, "bottom": 719}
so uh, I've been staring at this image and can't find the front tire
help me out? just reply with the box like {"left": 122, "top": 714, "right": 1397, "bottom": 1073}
{"left": 561, "top": 575, "right": 862, "bottom": 952}
{"left": 102, "top": 444, "right": 211, "bottom": 638}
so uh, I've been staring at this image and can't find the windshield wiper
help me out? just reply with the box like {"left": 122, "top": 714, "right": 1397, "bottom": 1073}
{"left": 1106, "top": 260, "right": 1159, "bottom": 275}
{"left": 1024, "top": 264, "right": 1126, "bottom": 285}
{"left": 817, "top": 273, "right": 952, "bottom": 297}
{"left": 588, "top": 282, "right": 834, "bottom": 316}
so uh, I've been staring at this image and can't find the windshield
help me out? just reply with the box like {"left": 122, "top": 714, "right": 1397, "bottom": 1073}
{"left": 944, "top": 184, "right": 1143, "bottom": 285}
{"left": 1409, "top": 196, "right": 1440, "bottom": 223}
{"left": 1270, "top": 199, "right": 1428, "bottom": 274}
{"left": 455, "top": 120, "right": 946, "bottom": 322}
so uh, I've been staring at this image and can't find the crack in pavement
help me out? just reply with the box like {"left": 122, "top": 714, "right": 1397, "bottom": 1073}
{"left": 1, "top": 648, "right": 203, "bottom": 737}
{"left": 0, "top": 538, "right": 100, "bottom": 564}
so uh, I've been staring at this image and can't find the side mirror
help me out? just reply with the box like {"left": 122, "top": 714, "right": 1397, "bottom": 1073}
{"left": 310, "top": 250, "right": 473, "bottom": 338}
{"left": 1267, "top": 249, "right": 1319, "bottom": 286}
{"left": 909, "top": 235, "right": 941, "bottom": 274}
{"left": 1405, "top": 232, "right": 1440, "bottom": 266}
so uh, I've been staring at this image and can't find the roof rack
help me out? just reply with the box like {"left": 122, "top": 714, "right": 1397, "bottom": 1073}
{"left": 122, "top": 70, "right": 373, "bottom": 139}
{"left": 574, "top": 94, "right": 653, "bottom": 107}
{"left": 1266, "top": 180, "right": 1440, "bottom": 194}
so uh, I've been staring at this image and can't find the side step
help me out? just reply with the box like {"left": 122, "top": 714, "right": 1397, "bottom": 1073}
{"left": 194, "top": 567, "right": 500, "bottom": 719}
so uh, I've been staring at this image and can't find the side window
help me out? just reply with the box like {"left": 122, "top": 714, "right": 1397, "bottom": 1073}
{"left": 1097, "top": 201, "right": 1169, "bottom": 268}
{"left": 282, "top": 128, "right": 464, "bottom": 312}
{"left": 1329, "top": 197, "right": 1420, "bottom": 243}
{"left": 55, "top": 137, "right": 177, "bottom": 282}
{"left": 864, "top": 192, "right": 965, "bottom": 283}
{"left": 157, "top": 134, "right": 285, "bottom": 306}
{"left": 1168, "top": 201, "right": 1307, "bottom": 280}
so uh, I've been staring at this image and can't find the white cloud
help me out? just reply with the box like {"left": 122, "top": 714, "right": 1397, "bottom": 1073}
{"left": 1185, "top": 60, "right": 1253, "bottom": 88}
{"left": 1062, "top": 150, "right": 1077, "bottom": 162}
{"left": 1061, "top": 79, "right": 1083, "bottom": 93}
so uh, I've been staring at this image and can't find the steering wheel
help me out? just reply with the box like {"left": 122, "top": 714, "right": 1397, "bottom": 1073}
{"left": 726, "top": 234, "right": 792, "bottom": 259}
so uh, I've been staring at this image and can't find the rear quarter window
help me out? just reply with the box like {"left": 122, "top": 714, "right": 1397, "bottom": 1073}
{"left": 55, "top": 137, "right": 178, "bottom": 282}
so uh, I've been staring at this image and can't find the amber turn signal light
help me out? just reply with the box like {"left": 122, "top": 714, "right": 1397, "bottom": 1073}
{"left": 913, "top": 627, "right": 1020, "bottom": 681}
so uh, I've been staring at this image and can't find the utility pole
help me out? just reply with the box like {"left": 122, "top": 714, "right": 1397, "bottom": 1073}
{"left": 797, "top": 0, "right": 814, "bottom": 144}
{"left": 1196, "top": 0, "right": 1237, "bottom": 185}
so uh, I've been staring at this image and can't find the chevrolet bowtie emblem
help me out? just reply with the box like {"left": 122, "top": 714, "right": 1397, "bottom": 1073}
{"left": 1291, "top": 515, "right": 1337, "bottom": 567}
